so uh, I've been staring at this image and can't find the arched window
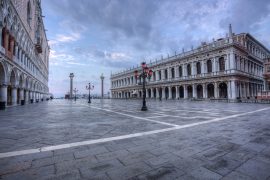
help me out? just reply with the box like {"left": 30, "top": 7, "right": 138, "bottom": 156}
{"left": 207, "top": 60, "right": 212, "bottom": 73}
{"left": 179, "top": 66, "right": 182, "bottom": 77}
{"left": 187, "top": 64, "right": 191, "bottom": 76}
{"left": 171, "top": 68, "right": 175, "bottom": 78}
{"left": 164, "top": 69, "right": 168, "bottom": 79}
{"left": 27, "top": 1, "right": 31, "bottom": 25}
{"left": 219, "top": 57, "right": 225, "bottom": 71}
{"left": 196, "top": 62, "right": 201, "bottom": 74}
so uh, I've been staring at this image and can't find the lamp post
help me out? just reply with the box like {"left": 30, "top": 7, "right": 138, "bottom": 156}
{"left": 134, "top": 62, "right": 153, "bottom": 111}
{"left": 86, "top": 83, "right": 94, "bottom": 103}
{"left": 73, "top": 88, "right": 78, "bottom": 101}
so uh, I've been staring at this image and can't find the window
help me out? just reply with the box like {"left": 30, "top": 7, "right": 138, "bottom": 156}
{"left": 196, "top": 62, "right": 201, "bottom": 74}
{"left": 267, "top": 66, "right": 270, "bottom": 73}
{"left": 164, "top": 69, "right": 168, "bottom": 79}
{"left": 219, "top": 57, "right": 225, "bottom": 71}
{"left": 158, "top": 71, "right": 161, "bottom": 80}
{"left": 187, "top": 64, "right": 191, "bottom": 76}
{"left": 179, "top": 66, "right": 183, "bottom": 77}
{"left": 171, "top": 68, "right": 175, "bottom": 78}
{"left": 27, "top": 1, "right": 32, "bottom": 25}
{"left": 207, "top": 60, "right": 212, "bottom": 73}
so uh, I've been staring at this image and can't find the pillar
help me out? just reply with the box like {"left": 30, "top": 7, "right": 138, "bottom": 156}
{"left": 11, "top": 87, "right": 17, "bottom": 105}
{"left": 25, "top": 90, "right": 29, "bottom": 103}
{"left": 176, "top": 86, "right": 179, "bottom": 99}
{"left": 175, "top": 66, "right": 179, "bottom": 78}
{"left": 0, "top": 85, "right": 7, "bottom": 106}
{"left": 183, "top": 64, "right": 187, "bottom": 77}
{"left": 161, "top": 69, "right": 165, "bottom": 80}
{"left": 162, "top": 87, "right": 166, "bottom": 99}
{"left": 184, "top": 85, "right": 188, "bottom": 99}
{"left": 192, "top": 62, "right": 196, "bottom": 76}
{"left": 203, "top": 84, "right": 207, "bottom": 98}
{"left": 168, "top": 86, "right": 172, "bottom": 99}
{"left": 151, "top": 88, "right": 154, "bottom": 98}
{"left": 192, "top": 84, "right": 197, "bottom": 98}
{"left": 156, "top": 88, "right": 160, "bottom": 99}
{"left": 19, "top": 88, "right": 24, "bottom": 105}
{"left": 146, "top": 89, "right": 149, "bottom": 98}
{"left": 69, "top": 73, "right": 74, "bottom": 99}
{"left": 212, "top": 58, "right": 216, "bottom": 73}
{"left": 214, "top": 82, "right": 218, "bottom": 98}
{"left": 231, "top": 81, "right": 236, "bottom": 99}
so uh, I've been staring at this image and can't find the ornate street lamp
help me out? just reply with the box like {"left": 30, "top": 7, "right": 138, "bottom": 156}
{"left": 86, "top": 83, "right": 94, "bottom": 103}
{"left": 73, "top": 88, "right": 78, "bottom": 101}
{"left": 134, "top": 62, "right": 153, "bottom": 111}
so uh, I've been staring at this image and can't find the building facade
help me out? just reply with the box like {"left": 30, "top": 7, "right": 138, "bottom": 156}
{"left": 0, "top": 0, "right": 49, "bottom": 108}
{"left": 110, "top": 25, "right": 270, "bottom": 101}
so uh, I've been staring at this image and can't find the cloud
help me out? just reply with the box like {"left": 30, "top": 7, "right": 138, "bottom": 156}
{"left": 43, "top": 0, "right": 270, "bottom": 96}
{"left": 48, "top": 33, "right": 81, "bottom": 46}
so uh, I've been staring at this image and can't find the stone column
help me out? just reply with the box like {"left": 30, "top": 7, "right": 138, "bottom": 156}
{"left": 203, "top": 84, "right": 207, "bottom": 98}
{"left": 176, "top": 86, "right": 179, "bottom": 99}
{"left": 183, "top": 64, "right": 187, "bottom": 77}
{"left": 246, "top": 82, "right": 250, "bottom": 98}
{"left": 231, "top": 80, "right": 236, "bottom": 99}
{"left": 0, "top": 85, "right": 7, "bottom": 106}
{"left": 168, "top": 86, "right": 172, "bottom": 99}
{"left": 151, "top": 88, "right": 154, "bottom": 98}
{"left": 168, "top": 68, "right": 171, "bottom": 79}
{"left": 156, "top": 87, "right": 160, "bottom": 99}
{"left": 11, "top": 87, "right": 17, "bottom": 105}
{"left": 175, "top": 66, "right": 179, "bottom": 78}
{"left": 162, "top": 87, "right": 166, "bottom": 99}
{"left": 214, "top": 82, "right": 218, "bottom": 98}
{"left": 19, "top": 89, "right": 24, "bottom": 105}
{"left": 201, "top": 61, "right": 205, "bottom": 75}
{"left": 212, "top": 58, "right": 216, "bottom": 73}
{"left": 192, "top": 84, "right": 197, "bottom": 98}
{"left": 192, "top": 62, "right": 195, "bottom": 76}
{"left": 25, "top": 90, "right": 29, "bottom": 103}
{"left": 184, "top": 85, "right": 188, "bottom": 99}
{"left": 161, "top": 69, "right": 165, "bottom": 80}
{"left": 227, "top": 81, "right": 231, "bottom": 99}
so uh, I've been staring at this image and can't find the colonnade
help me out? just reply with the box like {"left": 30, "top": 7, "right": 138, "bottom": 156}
{"left": 0, "top": 84, "right": 49, "bottom": 107}
{"left": 111, "top": 80, "right": 263, "bottom": 100}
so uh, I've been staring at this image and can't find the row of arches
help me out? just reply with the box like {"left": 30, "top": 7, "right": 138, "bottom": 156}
{"left": 113, "top": 82, "right": 228, "bottom": 99}
{"left": 0, "top": 61, "right": 48, "bottom": 106}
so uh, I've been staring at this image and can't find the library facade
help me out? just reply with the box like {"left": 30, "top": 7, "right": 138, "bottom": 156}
{"left": 110, "top": 25, "right": 270, "bottom": 101}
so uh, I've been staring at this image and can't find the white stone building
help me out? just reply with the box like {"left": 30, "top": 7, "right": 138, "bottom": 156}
{"left": 110, "top": 25, "right": 270, "bottom": 101}
{"left": 0, "top": 0, "right": 50, "bottom": 108}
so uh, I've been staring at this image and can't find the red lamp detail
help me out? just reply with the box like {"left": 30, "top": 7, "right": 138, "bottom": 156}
{"left": 141, "top": 62, "right": 146, "bottom": 68}
{"left": 148, "top": 69, "right": 153, "bottom": 76}
{"left": 145, "top": 67, "right": 149, "bottom": 73}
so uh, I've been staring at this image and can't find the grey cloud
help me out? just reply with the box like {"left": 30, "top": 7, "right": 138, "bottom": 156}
{"left": 44, "top": 0, "right": 270, "bottom": 60}
{"left": 219, "top": 0, "right": 270, "bottom": 33}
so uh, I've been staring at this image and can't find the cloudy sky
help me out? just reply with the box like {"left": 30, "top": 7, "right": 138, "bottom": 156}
{"left": 42, "top": 0, "right": 270, "bottom": 97}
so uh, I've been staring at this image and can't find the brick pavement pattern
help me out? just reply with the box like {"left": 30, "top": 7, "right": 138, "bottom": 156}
{"left": 0, "top": 99, "right": 270, "bottom": 179}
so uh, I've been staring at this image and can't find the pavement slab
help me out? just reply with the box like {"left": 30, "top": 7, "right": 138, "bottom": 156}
{"left": 0, "top": 99, "right": 270, "bottom": 179}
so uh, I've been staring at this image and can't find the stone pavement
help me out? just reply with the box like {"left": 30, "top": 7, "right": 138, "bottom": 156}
{"left": 0, "top": 99, "right": 270, "bottom": 179}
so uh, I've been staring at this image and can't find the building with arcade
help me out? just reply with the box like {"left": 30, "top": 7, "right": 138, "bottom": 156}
{"left": 0, "top": 0, "right": 50, "bottom": 109}
{"left": 110, "top": 25, "right": 270, "bottom": 102}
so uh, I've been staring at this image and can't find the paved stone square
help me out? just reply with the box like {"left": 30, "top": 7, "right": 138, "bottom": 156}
{"left": 0, "top": 99, "right": 270, "bottom": 179}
